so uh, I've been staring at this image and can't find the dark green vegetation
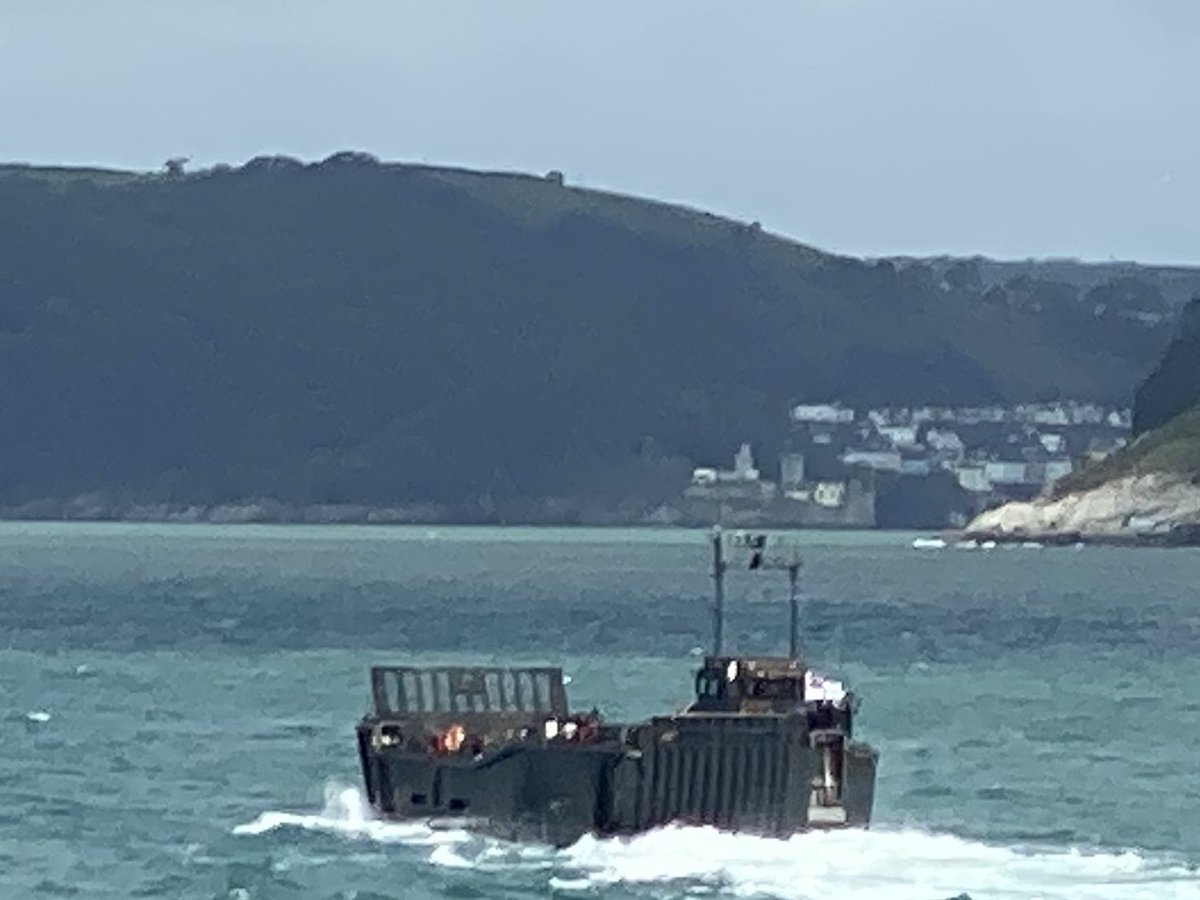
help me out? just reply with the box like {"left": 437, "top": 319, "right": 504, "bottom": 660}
{"left": 901, "top": 255, "right": 1200, "bottom": 313}
{"left": 1057, "top": 407, "right": 1200, "bottom": 495}
{"left": 1133, "top": 298, "right": 1200, "bottom": 436}
{"left": 0, "top": 153, "right": 1191, "bottom": 518}
{"left": 1056, "top": 299, "right": 1200, "bottom": 496}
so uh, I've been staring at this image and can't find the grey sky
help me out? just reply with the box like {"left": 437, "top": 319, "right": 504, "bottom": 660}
{"left": 3, "top": 1, "right": 1198, "bottom": 264}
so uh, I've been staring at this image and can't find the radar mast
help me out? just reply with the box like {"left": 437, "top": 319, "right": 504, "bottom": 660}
{"left": 709, "top": 527, "right": 805, "bottom": 660}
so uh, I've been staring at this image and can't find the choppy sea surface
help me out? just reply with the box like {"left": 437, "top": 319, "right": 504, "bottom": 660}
{"left": 1, "top": 522, "right": 1199, "bottom": 899}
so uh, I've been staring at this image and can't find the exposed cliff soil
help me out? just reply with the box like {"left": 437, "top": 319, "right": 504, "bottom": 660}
{"left": 966, "top": 472, "right": 1200, "bottom": 539}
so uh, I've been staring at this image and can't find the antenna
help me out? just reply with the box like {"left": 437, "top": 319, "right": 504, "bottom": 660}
{"left": 720, "top": 531, "right": 805, "bottom": 661}
{"left": 786, "top": 553, "right": 802, "bottom": 660}
{"left": 710, "top": 526, "right": 726, "bottom": 657}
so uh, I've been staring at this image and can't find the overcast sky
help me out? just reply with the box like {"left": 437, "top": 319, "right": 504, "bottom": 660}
{"left": 3, "top": 1, "right": 1197, "bottom": 264}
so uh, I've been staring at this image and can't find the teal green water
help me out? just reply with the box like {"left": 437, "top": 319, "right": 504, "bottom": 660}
{"left": 1, "top": 523, "right": 1198, "bottom": 899}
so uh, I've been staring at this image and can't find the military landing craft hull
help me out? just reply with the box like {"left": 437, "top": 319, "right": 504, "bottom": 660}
{"left": 358, "top": 724, "right": 877, "bottom": 847}
{"left": 356, "top": 660, "right": 878, "bottom": 847}
{"left": 356, "top": 531, "right": 880, "bottom": 846}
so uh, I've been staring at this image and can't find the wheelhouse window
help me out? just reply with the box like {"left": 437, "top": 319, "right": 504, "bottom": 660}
{"left": 696, "top": 672, "right": 723, "bottom": 698}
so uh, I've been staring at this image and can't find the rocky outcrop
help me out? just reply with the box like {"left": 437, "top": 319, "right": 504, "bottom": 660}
{"left": 965, "top": 472, "right": 1200, "bottom": 540}
{"left": 968, "top": 295, "right": 1200, "bottom": 548}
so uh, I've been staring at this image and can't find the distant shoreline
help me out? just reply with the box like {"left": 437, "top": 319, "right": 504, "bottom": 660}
{"left": 954, "top": 526, "right": 1200, "bottom": 549}
{"left": 0, "top": 506, "right": 910, "bottom": 533}
{"left": 7, "top": 514, "right": 1199, "bottom": 548}
{"left": 0, "top": 496, "right": 888, "bottom": 530}
{"left": 0, "top": 515, "right": 889, "bottom": 532}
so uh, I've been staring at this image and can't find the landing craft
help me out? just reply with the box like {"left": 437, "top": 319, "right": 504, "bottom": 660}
{"left": 355, "top": 528, "right": 878, "bottom": 846}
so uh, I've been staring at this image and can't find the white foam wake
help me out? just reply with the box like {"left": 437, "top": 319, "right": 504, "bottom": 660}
{"left": 235, "top": 783, "right": 1200, "bottom": 899}
{"left": 556, "top": 825, "right": 1200, "bottom": 900}
{"left": 232, "top": 781, "right": 468, "bottom": 846}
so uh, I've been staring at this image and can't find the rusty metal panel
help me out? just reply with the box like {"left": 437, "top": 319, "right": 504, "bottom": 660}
{"left": 368, "top": 666, "right": 568, "bottom": 717}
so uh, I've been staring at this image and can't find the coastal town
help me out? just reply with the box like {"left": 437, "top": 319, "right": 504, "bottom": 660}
{"left": 675, "top": 400, "right": 1132, "bottom": 529}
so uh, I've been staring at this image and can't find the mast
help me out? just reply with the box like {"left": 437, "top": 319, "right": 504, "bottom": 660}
{"left": 711, "top": 528, "right": 804, "bottom": 660}
{"left": 787, "top": 556, "right": 801, "bottom": 660}
{"left": 711, "top": 526, "right": 726, "bottom": 657}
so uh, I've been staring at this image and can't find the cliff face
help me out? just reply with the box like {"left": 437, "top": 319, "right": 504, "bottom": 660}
{"left": 967, "top": 472, "right": 1200, "bottom": 537}
{"left": 965, "top": 303, "right": 1200, "bottom": 540}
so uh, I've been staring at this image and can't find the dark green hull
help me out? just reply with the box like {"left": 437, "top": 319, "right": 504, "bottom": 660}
{"left": 356, "top": 533, "right": 882, "bottom": 844}
{"left": 357, "top": 710, "right": 877, "bottom": 847}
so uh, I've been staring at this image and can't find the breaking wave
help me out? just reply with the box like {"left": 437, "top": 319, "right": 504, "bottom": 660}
{"left": 234, "top": 782, "right": 1200, "bottom": 899}
{"left": 233, "top": 781, "right": 469, "bottom": 846}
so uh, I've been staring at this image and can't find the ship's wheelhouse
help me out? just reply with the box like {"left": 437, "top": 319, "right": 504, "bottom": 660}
{"left": 689, "top": 656, "right": 807, "bottom": 713}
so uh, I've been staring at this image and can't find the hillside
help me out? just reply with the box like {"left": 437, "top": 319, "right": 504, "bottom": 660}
{"left": 0, "top": 153, "right": 1191, "bottom": 520}
{"left": 966, "top": 300, "right": 1200, "bottom": 542}
{"left": 1044, "top": 298, "right": 1200, "bottom": 499}
{"left": 1131, "top": 298, "right": 1200, "bottom": 436}
{"left": 965, "top": 410, "right": 1200, "bottom": 542}
{"left": 893, "top": 255, "right": 1200, "bottom": 313}
{"left": 1082, "top": 408, "right": 1200, "bottom": 486}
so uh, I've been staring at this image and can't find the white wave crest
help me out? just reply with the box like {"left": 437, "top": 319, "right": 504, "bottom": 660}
{"left": 555, "top": 824, "right": 1200, "bottom": 899}
{"left": 236, "top": 783, "right": 1200, "bottom": 899}
{"left": 233, "top": 780, "right": 468, "bottom": 846}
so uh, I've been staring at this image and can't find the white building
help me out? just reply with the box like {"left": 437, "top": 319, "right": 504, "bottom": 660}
{"left": 955, "top": 465, "right": 991, "bottom": 493}
{"left": 1044, "top": 459, "right": 1074, "bottom": 484}
{"left": 984, "top": 461, "right": 1029, "bottom": 485}
{"left": 1039, "top": 433, "right": 1066, "bottom": 455}
{"left": 791, "top": 403, "right": 855, "bottom": 425}
{"left": 878, "top": 424, "right": 921, "bottom": 448}
{"left": 779, "top": 453, "right": 806, "bottom": 488}
{"left": 1069, "top": 403, "right": 1106, "bottom": 425}
{"left": 956, "top": 406, "right": 1007, "bottom": 424}
{"left": 733, "top": 443, "right": 760, "bottom": 481}
{"left": 841, "top": 449, "right": 903, "bottom": 472}
{"left": 690, "top": 443, "right": 761, "bottom": 486}
{"left": 926, "top": 429, "right": 966, "bottom": 456}
{"left": 1028, "top": 404, "right": 1070, "bottom": 426}
{"left": 813, "top": 482, "right": 847, "bottom": 508}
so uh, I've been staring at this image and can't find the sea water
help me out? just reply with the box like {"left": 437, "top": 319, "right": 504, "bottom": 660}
{"left": 0, "top": 522, "right": 1197, "bottom": 899}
